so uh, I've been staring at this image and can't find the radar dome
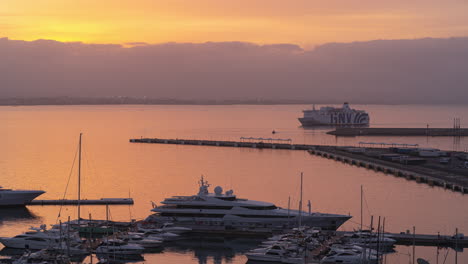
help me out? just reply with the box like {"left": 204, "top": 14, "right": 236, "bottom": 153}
{"left": 214, "top": 186, "right": 223, "bottom": 195}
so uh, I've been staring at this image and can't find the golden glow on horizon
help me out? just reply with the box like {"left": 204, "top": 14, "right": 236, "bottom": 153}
{"left": 1, "top": 0, "right": 468, "bottom": 46}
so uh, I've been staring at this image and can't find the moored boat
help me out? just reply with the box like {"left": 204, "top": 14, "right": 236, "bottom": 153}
{"left": 145, "top": 177, "right": 351, "bottom": 232}
{"left": 0, "top": 187, "right": 44, "bottom": 207}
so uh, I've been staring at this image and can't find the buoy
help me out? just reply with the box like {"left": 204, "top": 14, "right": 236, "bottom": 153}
{"left": 272, "top": 130, "right": 276, "bottom": 134}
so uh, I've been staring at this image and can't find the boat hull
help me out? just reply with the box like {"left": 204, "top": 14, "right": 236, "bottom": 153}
{"left": 298, "top": 117, "right": 369, "bottom": 127}
{"left": 0, "top": 190, "right": 45, "bottom": 206}
{"left": 145, "top": 214, "right": 350, "bottom": 233}
{"left": 0, "top": 237, "right": 56, "bottom": 250}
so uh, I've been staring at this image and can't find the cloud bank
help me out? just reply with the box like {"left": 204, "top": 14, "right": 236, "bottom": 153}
{"left": 1, "top": 37, "right": 468, "bottom": 104}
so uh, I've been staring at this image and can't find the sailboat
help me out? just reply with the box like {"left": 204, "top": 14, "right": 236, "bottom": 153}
{"left": 64, "top": 134, "right": 114, "bottom": 236}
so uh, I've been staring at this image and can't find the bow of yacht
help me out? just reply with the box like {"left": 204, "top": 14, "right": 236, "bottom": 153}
{"left": 0, "top": 187, "right": 45, "bottom": 206}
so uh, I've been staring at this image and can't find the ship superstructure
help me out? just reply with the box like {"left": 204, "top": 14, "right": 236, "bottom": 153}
{"left": 299, "top": 102, "right": 369, "bottom": 126}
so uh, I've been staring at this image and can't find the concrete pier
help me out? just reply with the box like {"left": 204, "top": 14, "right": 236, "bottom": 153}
{"left": 27, "top": 198, "right": 134, "bottom": 205}
{"left": 130, "top": 138, "right": 314, "bottom": 150}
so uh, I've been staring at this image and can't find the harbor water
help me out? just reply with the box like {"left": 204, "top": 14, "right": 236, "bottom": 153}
{"left": 1, "top": 104, "right": 468, "bottom": 264}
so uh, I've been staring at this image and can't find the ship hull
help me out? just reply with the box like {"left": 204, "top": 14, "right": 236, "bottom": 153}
{"left": 145, "top": 213, "right": 350, "bottom": 232}
{"left": 298, "top": 117, "right": 369, "bottom": 127}
{"left": 0, "top": 190, "right": 45, "bottom": 207}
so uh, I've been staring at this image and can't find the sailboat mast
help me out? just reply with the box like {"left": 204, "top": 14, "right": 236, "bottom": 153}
{"left": 78, "top": 133, "right": 82, "bottom": 221}
{"left": 298, "top": 172, "right": 303, "bottom": 227}
{"left": 360, "top": 185, "right": 363, "bottom": 231}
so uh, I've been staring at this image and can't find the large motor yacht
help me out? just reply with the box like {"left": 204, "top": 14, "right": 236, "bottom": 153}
{"left": 0, "top": 187, "right": 45, "bottom": 206}
{"left": 145, "top": 177, "right": 351, "bottom": 231}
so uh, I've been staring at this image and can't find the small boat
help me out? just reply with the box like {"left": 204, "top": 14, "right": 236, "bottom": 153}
{"left": 155, "top": 223, "right": 192, "bottom": 234}
{"left": 343, "top": 232, "right": 396, "bottom": 249}
{"left": 320, "top": 251, "right": 378, "bottom": 264}
{"left": 95, "top": 239, "right": 144, "bottom": 255}
{"left": 147, "top": 232, "right": 181, "bottom": 242}
{"left": 12, "top": 249, "right": 70, "bottom": 264}
{"left": 0, "top": 225, "right": 81, "bottom": 250}
{"left": 246, "top": 247, "right": 304, "bottom": 263}
{"left": 121, "top": 234, "right": 163, "bottom": 249}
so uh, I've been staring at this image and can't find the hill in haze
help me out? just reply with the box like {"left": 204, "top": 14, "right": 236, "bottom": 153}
{"left": 1, "top": 37, "right": 467, "bottom": 104}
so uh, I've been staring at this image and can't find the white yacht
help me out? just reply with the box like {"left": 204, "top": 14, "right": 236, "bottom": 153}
{"left": 320, "top": 251, "right": 378, "bottom": 264}
{"left": 0, "top": 225, "right": 81, "bottom": 250}
{"left": 0, "top": 187, "right": 44, "bottom": 206}
{"left": 145, "top": 177, "right": 351, "bottom": 232}
{"left": 246, "top": 246, "right": 304, "bottom": 263}
{"left": 95, "top": 239, "right": 144, "bottom": 255}
{"left": 343, "top": 232, "right": 396, "bottom": 249}
{"left": 122, "top": 234, "right": 163, "bottom": 249}
{"left": 12, "top": 249, "right": 71, "bottom": 264}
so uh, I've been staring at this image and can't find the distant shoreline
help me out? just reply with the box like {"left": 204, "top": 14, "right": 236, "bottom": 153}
{"left": 0, "top": 97, "right": 466, "bottom": 106}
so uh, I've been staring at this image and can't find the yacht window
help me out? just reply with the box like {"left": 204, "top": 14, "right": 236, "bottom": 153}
{"left": 241, "top": 205, "right": 277, "bottom": 210}
{"left": 25, "top": 237, "right": 47, "bottom": 241}
{"left": 161, "top": 213, "right": 225, "bottom": 218}
{"left": 176, "top": 205, "right": 233, "bottom": 210}
{"left": 214, "top": 197, "right": 236, "bottom": 201}
{"left": 234, "top": 214, "right": 288, "bottom": 218}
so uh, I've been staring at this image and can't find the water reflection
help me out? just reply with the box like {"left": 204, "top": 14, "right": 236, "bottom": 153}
{"left": 0, "top": 207, "right": 37, "bottom": 223}
{"left": 163, "top": 236, "right": 263, "bottom": 264}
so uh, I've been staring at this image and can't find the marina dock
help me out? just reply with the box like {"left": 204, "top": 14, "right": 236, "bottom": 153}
{"left": 327, "top": 127, "right": 468, "bottom": 136}
{"left": 308, "top": 147, "right": 468, "bottom": 194}
{"left": 27, "top": 198, "right": 134, "bottom": 205}
{"left": 337, "top": 231, "right": 468, "bottom": 248}
{"left": 129, "top": 137, "right": 468, "bottom": 194}
{"left": 386, "top": 232, "right": 468, "bottom": 247}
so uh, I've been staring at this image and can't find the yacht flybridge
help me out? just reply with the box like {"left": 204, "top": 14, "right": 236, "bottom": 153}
{"left": 145, "top": 177, "right": 351, "bottom": 232}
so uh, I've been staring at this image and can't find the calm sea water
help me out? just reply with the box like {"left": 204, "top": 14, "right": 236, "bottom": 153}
{"left": 1, "top": 104, "right": 467, "bottom": 264}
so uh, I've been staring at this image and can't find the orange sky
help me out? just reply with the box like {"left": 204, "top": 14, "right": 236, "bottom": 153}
{"left": 2, "top": 0, "right": 468, "bottom": 47}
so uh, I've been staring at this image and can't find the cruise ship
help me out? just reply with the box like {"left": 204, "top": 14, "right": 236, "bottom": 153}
{"left": 145, "top": 177, "right": 351, "bottom": 231}
{"left": 298, "top": 102, "right": 369, "bottom": 126}
{"left": 0, "top": 187, "right": 45, "bottom": 206}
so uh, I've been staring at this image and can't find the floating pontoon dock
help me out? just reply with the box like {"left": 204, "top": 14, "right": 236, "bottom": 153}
{"left": 27, "top": 198, "right": 134, "bottom": 205}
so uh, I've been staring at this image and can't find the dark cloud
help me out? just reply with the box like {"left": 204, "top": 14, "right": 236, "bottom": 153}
{"left": 1, "top": 37, "right": 467, "bottom": 104}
